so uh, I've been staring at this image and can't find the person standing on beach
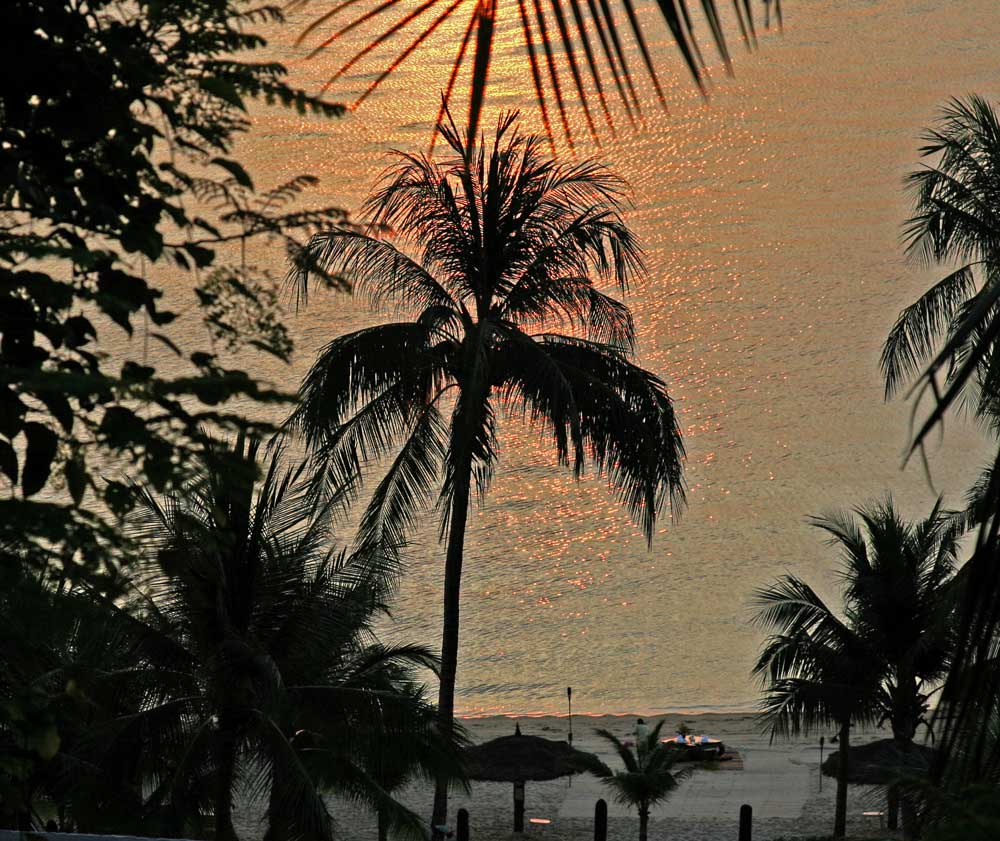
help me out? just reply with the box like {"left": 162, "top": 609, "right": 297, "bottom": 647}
{"left": 635, "top": 718, "right": 650, "bottom": 755}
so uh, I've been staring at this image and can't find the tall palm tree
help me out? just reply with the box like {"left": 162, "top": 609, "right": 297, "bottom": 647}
{"left": 111, "top": 436, "right": 446, "bottom": 841}
{"left": 754, "top": 579, "right": 881, "bottom": 838}
{"left": 755, "top": 497, "right": 960, "bottom": 838}
{"left": 880, "top": 95, "right": 1000, "bottom": 795}
{"left": 820, "top": 498, "right": 961, "bottom": 836}
{"left": 592, "top": 720, "right": 690, "bottom": 841}
{"left": 287, "top": 111, "right": 686, "bottom": 830}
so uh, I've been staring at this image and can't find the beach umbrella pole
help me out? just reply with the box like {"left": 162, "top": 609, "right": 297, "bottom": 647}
{"left": 513, "top": 781, "right": 525, "bottom": 832}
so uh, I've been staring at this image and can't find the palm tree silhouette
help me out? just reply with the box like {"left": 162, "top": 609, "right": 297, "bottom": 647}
{"left": 755, "top": 498, "right": 960, "bottom": 837}
{"left": 592, "top": 720, "right": 691, "bottom": 841}
{"left": 287, "top": 111, "right": 686, "bottom": 829}
{"left": 119, "top": 436, "right": 444, "bottom": 841}
{"left": 880, "top": 95, "right": 1000, "bottom": 792}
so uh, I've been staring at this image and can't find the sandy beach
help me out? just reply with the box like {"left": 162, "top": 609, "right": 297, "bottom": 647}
{"left": 293, "top": 713, "right": 898, "bottom": 841}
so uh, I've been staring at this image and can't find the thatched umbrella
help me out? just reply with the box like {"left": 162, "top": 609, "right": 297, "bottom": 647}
{"left": 462, "top": 723, "right": 602, "bottom": 832}
{"left": 821, "top": 738, "right": 937, "bottom": 830}
{"left": 820, "top": 737, "right": 936, "bottom": 785}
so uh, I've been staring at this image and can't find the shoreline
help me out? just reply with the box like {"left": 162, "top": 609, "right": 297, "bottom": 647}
{"left": 458, "top": 707, "right": 761, "bottom": 720}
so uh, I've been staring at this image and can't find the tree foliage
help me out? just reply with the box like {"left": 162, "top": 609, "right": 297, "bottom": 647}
{"left": 287, "top": 111, "right": 686, "bottom": 828}
{"left": 0, "top": 437, "right": 459, "bottom": 838}
{"left": 0, "top": 0, "right": 348, "bottom": 584}
{"left": 753, "top": 497, "right": 961, "bottom": 837}
{"left": 880, "top": 95, "right": 1000, "bottom": 798}
{"left": 592, "top": 720, "right": 690, "bottom": 841}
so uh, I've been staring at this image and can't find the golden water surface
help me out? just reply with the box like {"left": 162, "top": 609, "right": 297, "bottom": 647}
{"left": 194, "top": 0, "right": 1000, "bottom": 714}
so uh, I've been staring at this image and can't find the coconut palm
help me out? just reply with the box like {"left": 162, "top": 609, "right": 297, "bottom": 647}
{"left": 287, "top": 112, "right": 686, "bottom": 830}
{"left": 754, "top": 581, "right": 881, "bottom": 838}
{"left": 880, "top": 95, "right": 1000, "bottom": 796}
{"left": 815, "top": 498, "right": 961, "bottom": 837}
{"left": 108, "top": 436, "right": 447, "bottom": 841}
{"left": 592, "top": 720, "right": 690, "bottom": 841}
{"left": 754, "top": 497, "right": 961, "bottom": 838}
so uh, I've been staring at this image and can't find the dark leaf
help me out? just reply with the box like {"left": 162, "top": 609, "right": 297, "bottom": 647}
{"left": 211, "top": 157, "right": 255, "bottom": 189}
{"left": 65, "top": 454, "right": 87, "bottom": 505}
{"left": 22, "top": 422, "right": 59, "bottom": 497}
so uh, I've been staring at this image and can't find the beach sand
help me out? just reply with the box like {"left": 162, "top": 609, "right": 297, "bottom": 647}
{"left": 288, "top": 713, "right": 899, "bottom": 841}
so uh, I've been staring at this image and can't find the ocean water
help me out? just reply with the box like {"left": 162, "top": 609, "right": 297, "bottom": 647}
{"left": 210, "top": 0, "right": 1000, "bottom": 715}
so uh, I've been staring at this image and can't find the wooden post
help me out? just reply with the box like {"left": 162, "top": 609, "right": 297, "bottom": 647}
{"left": 594, "top": 799, "right": 607, "bottom": 841}
{"left": 457, "top": 808, "right": 469, "bottom": 841}
{"left": 513, "top": 781, "right": 525, "bottom": 833}
{"left": 738, "top": 804, "right": 752, "bottom": 841}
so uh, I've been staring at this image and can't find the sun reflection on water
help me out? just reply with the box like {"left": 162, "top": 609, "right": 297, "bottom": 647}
{"left": 220, "top": 0, "right": 1000, "bottom": 716}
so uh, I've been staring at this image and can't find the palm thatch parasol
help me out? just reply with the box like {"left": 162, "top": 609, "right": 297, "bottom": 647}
{"left": 821, "top": 737, "right": 936, "bottom": 785}
{"left": 462, "top": 723, "right": 602, "bottom": 831}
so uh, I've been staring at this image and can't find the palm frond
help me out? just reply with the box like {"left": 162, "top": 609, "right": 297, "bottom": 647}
{"left": 891, "top": 96, "right": 1000, "bottom": 450}
{"left": 289, "top": 227, "right": 458, "bottom": 313}
{"left": 882, "top": 265, "right": 979, "bottom": 399}
{"left": 497, "top": 331, "right": 685, "bottom": 541}
{"left": 594, "top": 728, "right": 639, "bottom": 773}
{"left": 295, "top": 0, "right": 778, "bottom": 149}
{"left": 355, "top": 397, "right": 450, "bottom": 556}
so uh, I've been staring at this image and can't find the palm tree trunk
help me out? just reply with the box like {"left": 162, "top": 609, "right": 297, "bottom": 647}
{"left": 431, "top": 443, "right": 475, "bottom": 834}
{"left": 892, "top": 693, "right": 920, "bottom": 841}
{"left": 215, "top": 717, "right": 240, "bottom": 841}
{"left": 901, "top": 795, "right": 919, "bottom": 841}
{"left": 638, "top": 805, "right": 649, "bottom": 841}
{"left": 896, "top": 732, "right": 920, "bottom": 841}
{"left": 887, "top": 785, "right": 899, "bottom": 830}
{"left": 378, "top": 807, "right": 389, "bottom": 841}
{"left": 432, "top": 335, "right": 491, "bottom": 835}
{"left": 834, "top": 721, "right": 850, "bottom": 838}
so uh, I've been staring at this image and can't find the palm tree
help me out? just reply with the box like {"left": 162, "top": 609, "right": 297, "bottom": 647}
{"left": 818, "top": 498, "right": 960, "bottom": 836}
{"left": 287, "top": 112, "right": 686, "bottom": 830}
{"left": 754, "top": 497, "right": 960, "bottom": 838}
{"left": 754, "top": 580, "right": 881, "bottom": 838}
{"left": 880, "top": 95, "right": 1000, "bottom": 796}
{"left": 111, "top": 436, "right": 446, "bottom": 841}
{"left": 592, "top": 720, "right": 690, "bottom": 841}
